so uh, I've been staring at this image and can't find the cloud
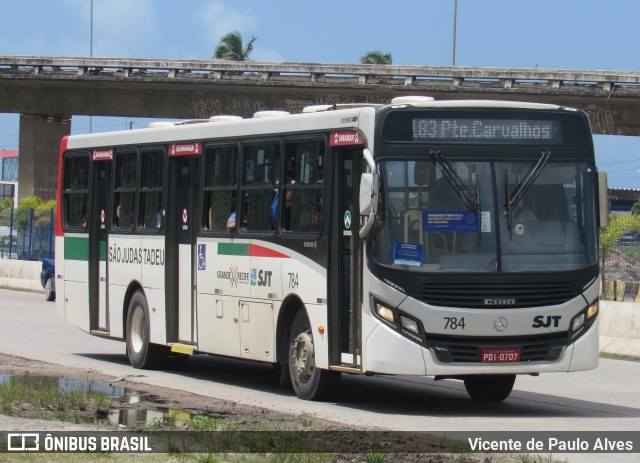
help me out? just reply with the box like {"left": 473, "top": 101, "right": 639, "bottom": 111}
{"left": 195, "top": 1, "right": 259, "bottom": 43}
{"left": 91, "top": 0, "right": 157, "bottom": 57}
{"left": 193, "top": 1, "right": 288, "bottom": 61}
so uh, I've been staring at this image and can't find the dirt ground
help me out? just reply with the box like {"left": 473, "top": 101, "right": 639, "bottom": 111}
{"left": 0, "top": 353, "right": 342, "bottom": 432}
{"left": 0, "top": 353, "right": 534, "bottom": 463}
{"left": 603, "top": 249, "right": 640, "bottom": 282}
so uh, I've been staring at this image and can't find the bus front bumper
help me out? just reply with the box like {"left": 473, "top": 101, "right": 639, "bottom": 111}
{"left": 364, "top": 318, "right": 599, "bottom": 377}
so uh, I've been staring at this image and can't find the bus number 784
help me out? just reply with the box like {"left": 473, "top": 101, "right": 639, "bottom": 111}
{"left": 444, "top": 317, "right": 465, "bottom": 330}
{"left": 288, "top": 272, "right": 299, "bottom": 289}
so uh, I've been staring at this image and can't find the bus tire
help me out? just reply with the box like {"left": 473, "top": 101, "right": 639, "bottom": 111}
{"left": 288, "top": 310, "right": 339, "bottom": 401}
{"left": 44, "top": 278, "right": 56, "bottom": 302}
{"left": 125, "top": 291, "right": 167, "bottom": 369}
{"left": 463, "top": 375, "right": 516, "bottom": 402}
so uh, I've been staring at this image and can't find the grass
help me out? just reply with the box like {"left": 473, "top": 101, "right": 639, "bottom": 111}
{"left": 297, "top": 414, "right": 313, "bottom": 428}
{"left": 366, "top": 452, "right": 386, "bottom": 463}
{"left": 184, "top": 415, "right": 225, "bottom": 431}
{"left": 520, "top": 455, "right": 568, "bottom": 463}
{"left": 600, "top": 351, "right": 640, "bottom": 362}
{"left": 2, "top": 374, "right": 557, "bottom": 463}
{"left": 617, "top": 243, "right": 640, "bottom": 263}
{"left": 0, "top": 455, "right": 185, "bottom": 463}
{"left": 0, "top": 378, "right": 112, "bottom": 418}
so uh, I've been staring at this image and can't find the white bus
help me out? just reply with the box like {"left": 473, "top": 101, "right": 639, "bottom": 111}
{"left": 56, "top": 97, "right": 607, "bottom": 402}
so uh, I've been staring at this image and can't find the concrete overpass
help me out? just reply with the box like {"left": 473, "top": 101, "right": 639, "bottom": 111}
{"left": 1, "top": 55, "right": 640, "bottom": 199}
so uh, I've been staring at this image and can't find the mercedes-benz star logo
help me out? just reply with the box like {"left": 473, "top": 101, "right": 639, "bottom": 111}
{"left": 494, "top": 317, "right": 508, "bottom": 332}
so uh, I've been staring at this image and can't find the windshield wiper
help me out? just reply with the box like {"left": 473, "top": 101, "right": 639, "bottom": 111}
{"left": 429, "top": 149, "right": 481, "bottom": 213}
{"left": 429, "top": 149, "right": 482, "bottom": 243}
{"left": 505, "top": 149, "right": 550, "bottom": 238}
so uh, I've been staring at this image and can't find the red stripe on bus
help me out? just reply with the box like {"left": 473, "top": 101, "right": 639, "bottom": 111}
{"left": 249, "top": 244, "right": 290, "bottom": 258}
{"left": 56, "top": 136, "right": 69, "bottom": 237}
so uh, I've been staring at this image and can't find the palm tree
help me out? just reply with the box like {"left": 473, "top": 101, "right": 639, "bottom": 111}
{"left": 360, "top": 50, "right": 393, "bottom": 65}
{"left": 213, "top": 31, "right": 257, "bottom": 61}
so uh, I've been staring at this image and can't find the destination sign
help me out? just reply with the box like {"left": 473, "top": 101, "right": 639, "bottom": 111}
{"left": 92, "top": 148, "right": 113, "bottom": 161}
{"left": 412, "top": 118, "right": 560, "bottom": 143}
{"left": 168, "top": 142, "right": 202, "bottom": 156}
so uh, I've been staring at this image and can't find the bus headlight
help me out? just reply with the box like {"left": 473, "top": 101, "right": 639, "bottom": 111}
{"left": 399, "top": 315, "right": 420, "bottom": 337}
{"left": 375, "top": 301, "right": 395, "bottom": 323}
{"left": 371, "top": 297, "right": 425, "bottom": 343}
{"left": 587, "top": 300, "right": 598, "bottom": 319}
{"left": 570, "top": 299, "right": 598, "bottom": 341}
{"left": 571, "top": 313, "right": 585, "bottom": 333}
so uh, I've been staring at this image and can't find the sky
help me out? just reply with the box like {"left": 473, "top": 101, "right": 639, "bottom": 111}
{"left": 1, "top": 0, "right": 639, "bottom": 188}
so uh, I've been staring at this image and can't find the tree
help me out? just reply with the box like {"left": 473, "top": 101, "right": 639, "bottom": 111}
{"left": 0, "top": 195, "right": 56, "bottom": 259}
{"left": 213, "top": 31, "right": 257, "bottom": 61}
{"left": 360, "top": 50, "right": 393, "bottom": 65}
{"left": 631, "top": 199, "right": 640, "bottom": 216}
{"left": 599, "top": 214, "right": 640, "bottom": 298}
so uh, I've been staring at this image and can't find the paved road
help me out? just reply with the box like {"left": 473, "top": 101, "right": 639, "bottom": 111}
{"left": 1, "top": 289, "right": 638, "bottom": 462}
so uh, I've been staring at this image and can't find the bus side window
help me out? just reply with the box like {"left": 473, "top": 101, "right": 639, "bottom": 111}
{"left": 62, "top": 154, "right": 90, "bottom": 231}
{"left": 139, "top": 149, "right": 164, "bottom": 231}
{"left": 112, "top": 150, "right": 138, "bottom": 231}
{"left": 242, "top": 142, "right": 280, "bottom": 232}
{"left": 202, "top": 145, "right": 238, "bottom": 232}
{"left": 283, "top": 140, "right": 324, "bottom": 234}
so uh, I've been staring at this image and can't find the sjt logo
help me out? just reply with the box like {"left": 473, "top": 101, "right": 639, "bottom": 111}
{"left": 532, "top": 315, "right": 561, "bottom": 328}
{"left": 251, "top": 269, "right": 273, "bottom": 287}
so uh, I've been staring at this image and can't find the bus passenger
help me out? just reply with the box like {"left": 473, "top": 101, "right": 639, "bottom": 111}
{"left": 227, "top": 211, "right": 236, "bottom": 231}
{"left": 272, "top": 179, "right": 295, "bottom": 230}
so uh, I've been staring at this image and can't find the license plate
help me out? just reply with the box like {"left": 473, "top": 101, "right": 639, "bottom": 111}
{"left": 481, "top": 348, "right": 521, "bottom": 363}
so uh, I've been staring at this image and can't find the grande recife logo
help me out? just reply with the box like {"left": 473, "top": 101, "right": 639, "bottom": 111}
{"left": 217, "top": 263, "right": 250, "bottom": 287}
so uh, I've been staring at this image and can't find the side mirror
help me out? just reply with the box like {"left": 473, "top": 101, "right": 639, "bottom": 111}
{"left": 598, "top": 171, "right": 609, "bottom": 227}
{"left": 359, "top": 149, "right": 379, "bottom": 238}
{"left": 359, "top": 172, "right": 378, "bottom": 216}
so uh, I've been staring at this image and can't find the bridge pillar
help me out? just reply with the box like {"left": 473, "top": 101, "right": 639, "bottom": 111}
{"left": 18, "top": 114, "right": 70, "bottom": 201}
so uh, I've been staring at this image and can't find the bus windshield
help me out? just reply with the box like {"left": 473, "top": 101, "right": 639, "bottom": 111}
{"left": 370, "top": 158, "right": 598, "bottom": 272}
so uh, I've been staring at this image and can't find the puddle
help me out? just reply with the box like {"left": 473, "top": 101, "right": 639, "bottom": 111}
{"left": 0, "top": 374, "right": 193, "bottom": 428}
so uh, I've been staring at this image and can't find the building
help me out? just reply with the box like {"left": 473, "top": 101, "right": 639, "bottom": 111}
{"left": 609, "top": 188, "right": 640, "bottom": 215}
{"left": 0, "top": 149, "right": 18, "bottom": 205}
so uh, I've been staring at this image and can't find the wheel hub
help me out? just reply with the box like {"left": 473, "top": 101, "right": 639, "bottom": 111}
{"left": 291, "top": 332, "right": 314, "bottom": 378}
{"left": 130, "top": 306, "right": 145, "bottom": 354}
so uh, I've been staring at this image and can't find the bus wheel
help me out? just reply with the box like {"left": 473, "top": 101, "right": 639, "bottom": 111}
{"left": 463, "top": 375, "right": 516, "bottom": 402}
{"left": 44, "top": 278, "right": 55, "bottom": 302}
{"left": 125, "top": 291, "right": 167, "bottom": 369}
{"left": 288, "top": 310, "right": 339, "bottom": 401}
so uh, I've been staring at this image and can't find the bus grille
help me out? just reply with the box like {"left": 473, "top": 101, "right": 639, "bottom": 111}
{"left": 427, "top": 333, "right": 568, "bottom": 363}
{"left": 414, "top": 282, "right": 578, "bottom": 308}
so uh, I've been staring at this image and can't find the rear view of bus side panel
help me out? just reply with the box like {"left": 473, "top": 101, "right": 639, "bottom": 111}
{"left": 57, "top": 146, "right": 91, "bottom": 332}
{"left": 63, "top": 234, "right": 91, "bottom": 331}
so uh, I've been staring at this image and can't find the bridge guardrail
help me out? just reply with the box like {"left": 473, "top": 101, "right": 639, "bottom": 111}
{"left": 2, "top": 55, "right": 640, "bottom": 94}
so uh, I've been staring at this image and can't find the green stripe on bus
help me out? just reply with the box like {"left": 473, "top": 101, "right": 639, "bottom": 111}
{"left": 218, "top": 243, "right": 250, "bottom": 256}
{"left": 64, "top": 236, "right": 89, "bottom": 261}
{"left": 99, "top": 240, "right": 107, "bottom": 262}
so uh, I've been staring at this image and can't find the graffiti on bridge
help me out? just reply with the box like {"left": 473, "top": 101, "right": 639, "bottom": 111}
{"left": 192, "top": 94, "right": 388, "bottom": 119}
{"left": 582, "top": 104, "right": 621, "bottom": 135}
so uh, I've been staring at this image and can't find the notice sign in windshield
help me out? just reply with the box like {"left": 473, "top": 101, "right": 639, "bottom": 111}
{"left": 423, "top": 211, "right": 478, "bottom": 232}
{"left": 393, "top": 243, "right": 424, "bottom": 266}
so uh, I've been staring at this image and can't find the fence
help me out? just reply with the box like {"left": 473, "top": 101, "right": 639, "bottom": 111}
{"left": 0, "top": 208, "right": 55, "bottom": 260}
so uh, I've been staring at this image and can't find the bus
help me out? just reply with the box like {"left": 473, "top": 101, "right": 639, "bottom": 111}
{"left": 56, "top": 97, "right": 608, "bottom": 402}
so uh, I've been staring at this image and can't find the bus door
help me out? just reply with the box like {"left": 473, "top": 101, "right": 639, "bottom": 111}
{"left": 329, "top": 146, "right": 362, "bottom": 369}
{"left": 89, "top": 157, "right": 110, "bottom": 333}
{"left": 166, "top": 144, "right": 201, "bottom": 345}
